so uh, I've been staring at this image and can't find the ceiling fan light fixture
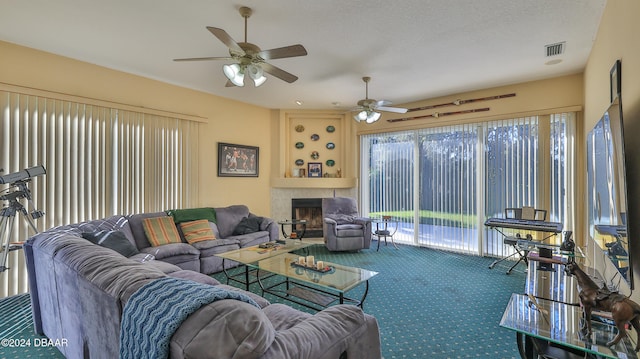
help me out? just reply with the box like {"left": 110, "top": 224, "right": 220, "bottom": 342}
{"left": 354, "top": 110, "right": 368, "bottom": 122}
{"left": 365, "top": 111, "right": 381, "bottom": 123}
{"left": 223, "top": 63, "right": 245, "bottom": 86}
{"left": 247, "top": 64, "right": 267, "bottom": 87}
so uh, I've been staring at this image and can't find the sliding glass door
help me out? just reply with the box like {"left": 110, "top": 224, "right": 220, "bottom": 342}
{"left": 360, "top": 113, "right": 575, "bottom": 256}
{"left": 417, "top": 125, "right": 479, "bottom": 252}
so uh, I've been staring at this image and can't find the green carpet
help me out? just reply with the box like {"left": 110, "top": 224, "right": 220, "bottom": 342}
{"left": 0, "top": 293, "right": 64, "bottom": 358}
{"left": 214, "top": 243, "right": 526, "bottom": 358}
{"left": 0, "top": 243, "right": 525, "bottom": 359}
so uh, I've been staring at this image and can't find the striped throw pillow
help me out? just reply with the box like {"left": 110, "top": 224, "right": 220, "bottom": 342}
{"left": 142, "top": 216, "right": 182, "bottom": 247}
{"left": 180, "top": 220, "right": 216, "bottom": 244}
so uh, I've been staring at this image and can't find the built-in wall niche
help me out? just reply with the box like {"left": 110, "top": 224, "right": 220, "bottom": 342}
{"left": 286, "top": 114, "right": 345, "bottom": 178}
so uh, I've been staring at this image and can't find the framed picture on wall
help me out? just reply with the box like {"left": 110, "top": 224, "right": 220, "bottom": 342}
{"left": 308, "top": 162, "right": 322, "bottom": 178}
{"left": 610, "top": 59, "right": 621, "bottom": 103}
{"left": 217, "top": 142, "right": 259, "bottom": 177}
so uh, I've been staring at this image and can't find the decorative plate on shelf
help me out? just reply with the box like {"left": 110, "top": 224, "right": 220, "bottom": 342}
{"left": 295, "top": 125, "right": 305, "bottom": 133}
{"left": 295, "top": 142, "right": 304, "bottom": 149}
{"left": 310, "top": 151, "right": 319, "bottom": 160}
{"left": 295, "top": 159, "right": 304, "bottom": 166}
{"left": 326, "top": 142, "right": 335, "bottom": 150}
{"left": 326, "top": 159, "right": 335, "bottom": 167}
{"left": 310, "top": 134, "right": 320, "bottom": 141}
{"left": 326, "top": 125, "right": 335, "bottom": 133}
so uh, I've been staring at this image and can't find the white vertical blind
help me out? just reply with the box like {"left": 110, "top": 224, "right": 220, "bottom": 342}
{"left": 361, "top": 113, "right": 575, "bottom": 258}
{"left": 417, "top": 124, "right": 478, "bottom": 252}
{"left": 483, "top": 116, "right": 540, "bottom": 257}
{"left": 0, "top": 90, "right": 199, "bottom": 297}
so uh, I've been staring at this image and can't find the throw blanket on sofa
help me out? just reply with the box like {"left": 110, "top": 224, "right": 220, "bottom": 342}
{"left": 119, "top": 277, "right": 259, "bottom": 359}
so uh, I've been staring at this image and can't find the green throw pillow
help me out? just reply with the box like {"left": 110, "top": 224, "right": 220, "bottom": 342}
{"left": 166, "top": 207, "right": 217, "bottom": 224}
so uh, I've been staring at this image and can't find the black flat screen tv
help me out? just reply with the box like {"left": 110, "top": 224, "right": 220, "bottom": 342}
{"left": 586, "top": 97, "right": 632, "bottom": 289}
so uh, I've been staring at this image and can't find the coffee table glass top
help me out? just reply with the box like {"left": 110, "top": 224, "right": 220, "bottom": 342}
{"left": 253, "top": 253, "right": 378, "bottom": 293}
{"left": 215, "top": 240, "right": 314, "bottom": 265}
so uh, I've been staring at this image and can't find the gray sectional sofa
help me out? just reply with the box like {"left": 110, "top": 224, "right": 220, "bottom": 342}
{"left": 24, "top": 206, "right": 382, "bottom": 359}
{"left": 128, "top": 205, "right": 279, "bottom": 274}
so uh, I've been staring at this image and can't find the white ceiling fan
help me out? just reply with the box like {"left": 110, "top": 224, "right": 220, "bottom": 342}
{"left": 352, "top": 76, "right": 407, "bottom": 123}
{"left": 174, "top": 6, "right": 307, "bottom": 87}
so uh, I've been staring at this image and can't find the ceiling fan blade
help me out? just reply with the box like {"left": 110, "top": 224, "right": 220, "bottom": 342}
{"left": 261, "top": 62, "right": 299, "bottom": 83}
{"left": 206, "top": 26, "right": 244, "bottom": 55}
{"left": 376, "top": 100, "right": 392, "bottom": 107}
{"left": 378, "top": 106, "right": 408, "bottom": 114}
{"left": 259, "top": 44, "right": 308, "bottom": 60}
{"left": 173, "top": 56, "right": 233, "bottom": 62}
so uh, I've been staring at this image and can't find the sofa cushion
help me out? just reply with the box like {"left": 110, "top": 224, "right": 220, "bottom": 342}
{"left": 326, "top": 214, "right": 355, "bottom": 225}
{"left": 143, "top": 216, "right": 183, "bottom": 247}
{"left": 262, "top": 303, "right": 312, "bottom": 330}
{"left": 170, "top": 299, "right": 275, "bottom": 359}
{"left": 226, "top": 231, "right": 271, "bottom": 248}
{"left": 81, "top": 230, "right": 140, "bottom": 257}
{"left": 233, "top": 216, "right": 263, "bottom": 235}
{"left": 215, "top": 205, "right": 251, "bottom": 238}
{"left": 128, "top": 212, "right": 169, "bottom": 249}
{"left": 180, "top": 220, "right": 216, "bottom": 244}
{"left": 167, "top": 207, "right": 217, "bottom": 224}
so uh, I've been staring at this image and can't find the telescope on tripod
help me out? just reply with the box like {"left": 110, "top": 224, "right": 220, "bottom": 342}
{"left": 0, "top": 165, "right": 46, "bottom": 272}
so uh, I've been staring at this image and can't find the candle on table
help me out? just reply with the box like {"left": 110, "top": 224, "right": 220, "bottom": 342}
{"left": 306, "top": 255, "right": 314, "bottom": 266}
{"left": 316, "top": 261, "right": 324, "bottom": 270}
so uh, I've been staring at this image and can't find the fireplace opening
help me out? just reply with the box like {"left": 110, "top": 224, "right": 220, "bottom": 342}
{"left": 291, "top": 198, "right": 323, "bottom": 238}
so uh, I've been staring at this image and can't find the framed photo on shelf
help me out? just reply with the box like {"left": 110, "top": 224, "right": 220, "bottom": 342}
{"left": 308, "top": 162, "right": 322, "bottom": 178}
{"left": 610, "top": 59, "right": 621, "bottom": 103}
{"left": 217, "top": 142, "right": 259, "bottom": 177}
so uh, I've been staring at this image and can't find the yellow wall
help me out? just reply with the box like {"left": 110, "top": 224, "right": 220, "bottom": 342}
{"left": 0, "top": 40, "right": 274, "bottom": 216}
{"left": 583, "top": 0, "right": 640, "bottom": 296}
{"left": 357, "top": 73, "right": 584, "bottom": 134}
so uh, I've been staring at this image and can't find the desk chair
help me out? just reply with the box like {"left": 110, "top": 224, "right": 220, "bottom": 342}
{"left": 493, "top": 206, "right": 547, "bottom": 274}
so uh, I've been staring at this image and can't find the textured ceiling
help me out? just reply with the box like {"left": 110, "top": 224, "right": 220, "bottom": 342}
{"left": 0, "top": 0, "right": 606, "bottom": 111}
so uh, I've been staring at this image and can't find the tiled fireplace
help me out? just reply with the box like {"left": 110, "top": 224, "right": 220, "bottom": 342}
{"left": 270, "top": 187, "right": 357, "bottom": 239}
{"left": 291, "top": 198, "right": 323, "bottom": 238}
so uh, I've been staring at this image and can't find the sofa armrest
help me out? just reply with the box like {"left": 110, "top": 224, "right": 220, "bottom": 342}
{"left": 263, "top": 217, "right": 280, "bottom": 241}
{"left": 353, "top": 218, "right": 373, "bottom": 246}
{"left": 262, "top": 305, "right": 381, "bottom": 359}
{"left": 250, "top": 213, "right": 279, "bottom": 241}
{"left": 323, "top": 218, "right": 338, "bottom": 237}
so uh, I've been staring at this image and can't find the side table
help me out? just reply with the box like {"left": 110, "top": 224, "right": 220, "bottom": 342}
{"left": 277, "top": 219, "right": 307, "bottom": 241}
{"left": 371, "top": 217, "right": 398, "bottom": 251}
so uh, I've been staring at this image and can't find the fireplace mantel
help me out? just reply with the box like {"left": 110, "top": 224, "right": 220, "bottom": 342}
{"left": 271, "top": 177, "right": 357, "bottom": 189}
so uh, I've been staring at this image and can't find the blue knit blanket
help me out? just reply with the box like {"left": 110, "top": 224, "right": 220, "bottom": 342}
{"left": 119, "top": 277, "right": 260, "bottom": 359}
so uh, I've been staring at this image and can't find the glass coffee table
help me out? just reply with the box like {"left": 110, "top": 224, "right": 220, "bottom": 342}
{"left": 251, "top": 253, "right": 378, "bottom": 310}
{"left": 216, "top": 240, "right": 315, "bottom": 290}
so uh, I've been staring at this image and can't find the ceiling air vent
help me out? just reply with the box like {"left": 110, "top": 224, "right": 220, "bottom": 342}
{"left": 545, "top": 42, "right": 565, "bottom": 57}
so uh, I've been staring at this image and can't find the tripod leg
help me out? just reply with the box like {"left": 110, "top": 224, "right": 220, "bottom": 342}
{"left": 18, "top": 206, "right": 39, "bottom": 234}
{"left": 0, "top": 211, "right": 17, "bottom": 272}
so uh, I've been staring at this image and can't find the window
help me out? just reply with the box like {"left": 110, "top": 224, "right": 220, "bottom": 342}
{"left": 0, "top": 89, "right": 200, "bottom": 297}
{"left": 360, "top": 113, "right": 575, "bottom": 256}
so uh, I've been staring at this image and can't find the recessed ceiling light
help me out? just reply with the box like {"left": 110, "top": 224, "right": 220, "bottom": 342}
{"left": 295, "top": 100, "right": 303, "bottom": 106}
{"left": 545, "top": 59, "right": 562, "bottom": 66}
